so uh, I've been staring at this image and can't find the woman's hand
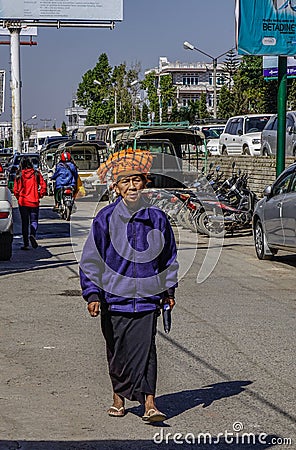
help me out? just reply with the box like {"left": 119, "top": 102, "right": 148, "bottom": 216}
{"left": 163, "top": 297, "right": 175, "bottom": 310}
{"left": 88, "top": 301, "right": 100, "bottom": 317}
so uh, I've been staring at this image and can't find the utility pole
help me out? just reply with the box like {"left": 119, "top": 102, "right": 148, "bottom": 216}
{"left": 9, "top": 26, "right": 22, "bottom": 153}
{"left": 40, "top": 118, "right": 51, "bottom": 129}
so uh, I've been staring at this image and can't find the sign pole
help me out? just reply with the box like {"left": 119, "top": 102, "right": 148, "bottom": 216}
{"left": 9, "top": 26, "right": 22, "bottom": 154}
{"left": 276, "top": 56, "right": 287, "bottom": 178}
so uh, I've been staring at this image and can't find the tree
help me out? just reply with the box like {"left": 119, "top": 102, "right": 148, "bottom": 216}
{"left": 231, "top": 55, "right": 266, "bottom": 114}
{"left": 141, "top": 102, "right": 149, "bottom": 122}
{"left": 221, "top": 49, "right": 240, "bottom": 90}
{"left": 141, "top": 72, "right": 176, "bottom": 123}
{"left": 76, "top": 54, "right": 141, "bottom": 125}
{"left": 61, "top": 121, "right": 68, "bottom": 136}
{"left": 217, "top": 84, "right": 234, "bottom": 119}
{"left": 288, "top": 79, "right": 296, "bottom": 110}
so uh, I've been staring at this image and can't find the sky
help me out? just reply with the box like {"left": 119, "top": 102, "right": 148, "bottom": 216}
{"left": 0, "top": 0, "right": 236, "bottom": 130}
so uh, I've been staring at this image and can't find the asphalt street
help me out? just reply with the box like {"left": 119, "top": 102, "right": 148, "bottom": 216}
{"left": 0, "top": 196, "right": 295, "bottom": 450}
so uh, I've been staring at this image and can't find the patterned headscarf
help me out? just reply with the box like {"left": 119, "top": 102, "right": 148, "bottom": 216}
{"left": 97, "top": 148, "right": 153, "bottom": 183}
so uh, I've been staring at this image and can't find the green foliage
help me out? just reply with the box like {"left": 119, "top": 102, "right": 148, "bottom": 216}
{"left": 217, "top": 85, "right": 234, "bottom": 119}
{"left": 76, "top": 53, "right": 140, "bottom": 125}
{"left": 141, "top": 102, "right": 149, "bottom": 122}
{"left": 288, "top": 79, "right": 296, "bottom": 110}
{"left": 61, "top": 121, "right": 67, "bottom": 136}
{"left": 231, "top": 56, "right": 266, "bottom": 114}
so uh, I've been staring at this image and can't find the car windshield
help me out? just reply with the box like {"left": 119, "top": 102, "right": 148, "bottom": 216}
{"left": 245, "top": 116, "right": 271, "bottom": 133}
{"left": 202, "top": 128, "right": 221, "bottom": 139}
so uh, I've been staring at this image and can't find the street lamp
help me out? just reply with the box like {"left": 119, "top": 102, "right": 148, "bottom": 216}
{"left": 183, "top": 41, "right": 231, "bottom": 119}
{"left": 94, "top": 79, "right": 117, "bottom": 124}
{"left": 22, "top": 114, "right": 37, "bottom": 145}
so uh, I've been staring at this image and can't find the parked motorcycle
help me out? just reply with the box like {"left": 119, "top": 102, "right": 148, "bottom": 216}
{"left": 58, "top": 185, "right": 75, "bottom": 221}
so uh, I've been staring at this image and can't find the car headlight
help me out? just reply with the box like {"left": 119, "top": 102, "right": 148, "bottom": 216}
{"left": 252, "top": 138, "right": 260, "bottom": 144}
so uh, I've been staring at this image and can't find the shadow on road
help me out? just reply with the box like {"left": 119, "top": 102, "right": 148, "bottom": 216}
{"left": 128, "top": 380, "right": 253, "bottom": 421}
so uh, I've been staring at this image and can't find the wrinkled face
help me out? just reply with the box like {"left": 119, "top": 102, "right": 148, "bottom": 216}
{"left": 115, "top": 175, "right": 146, "bottom": 205}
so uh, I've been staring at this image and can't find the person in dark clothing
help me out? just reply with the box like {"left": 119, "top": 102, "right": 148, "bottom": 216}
{"left": 80, "top": 149, "right": 178, "bottom": 422}
{"left": 13, "top": 156, "right": 47, "bottom": 250}
{"left": 51, "top": 151, "right": 78, "bottom": 210}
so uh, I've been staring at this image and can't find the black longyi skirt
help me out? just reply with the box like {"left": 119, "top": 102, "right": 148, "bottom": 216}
{"left": 101, "top": 308, "right": 157, "bottom": 404}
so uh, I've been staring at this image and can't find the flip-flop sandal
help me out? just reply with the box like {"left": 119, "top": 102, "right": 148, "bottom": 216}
{"left": 142, "top": 408, "right": 167, "bottom": 423}
{"left": 108, "top": 406, "right": 125, "bottom": 417}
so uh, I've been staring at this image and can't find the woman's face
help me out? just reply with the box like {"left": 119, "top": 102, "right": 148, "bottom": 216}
{"left": 115, "top": 175, "right": 145, "bottom": 205}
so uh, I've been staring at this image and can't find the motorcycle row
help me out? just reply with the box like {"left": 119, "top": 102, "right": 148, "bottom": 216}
{"left": 143, "top": 162, "right": 258, "bottom": 238}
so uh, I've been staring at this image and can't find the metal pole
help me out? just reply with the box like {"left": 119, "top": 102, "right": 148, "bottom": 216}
{"left": 114, "top": 90, "right": 117, "bottom": 124}
{"left": 9, "top": 27, "right": 22, "bottom": 153}
{"left": 276, "top": 56, "right": 287, "bottom": 177}
{"left": 158, "top": 74, "right": 162, "bottom": 125}
{"left": 213, "top": 58, "right": 217, "bottom": 119}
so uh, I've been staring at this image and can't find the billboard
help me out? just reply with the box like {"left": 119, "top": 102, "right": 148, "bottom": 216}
{"left": 0, "top": 0, "right": 123, "bottom": 21}
{"left": 236, "top": 0, "right": 296, "bottom": 55}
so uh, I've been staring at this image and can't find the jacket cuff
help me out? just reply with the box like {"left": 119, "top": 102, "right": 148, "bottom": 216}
{"left": 164, "top": 287, "right": 175, "bottom": 298}
{"left": 87, "top": 293, "right": 100, "bottom": 304}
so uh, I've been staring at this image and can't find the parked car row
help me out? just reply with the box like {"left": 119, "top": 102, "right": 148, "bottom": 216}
{"left": 202, "top": 111, "right": 296, "bottom": 157}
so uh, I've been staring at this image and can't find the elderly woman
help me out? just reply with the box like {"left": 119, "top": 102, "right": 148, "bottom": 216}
{"left": 80, "top": 149, "right": 178, "bottom": 423}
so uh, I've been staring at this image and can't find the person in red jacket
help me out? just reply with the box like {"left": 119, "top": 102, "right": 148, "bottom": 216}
{"left": 14, "top": 156, "right": 47, "bottom": 250}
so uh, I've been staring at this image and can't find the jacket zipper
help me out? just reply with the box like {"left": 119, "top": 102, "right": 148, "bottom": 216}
{"left": 132, "top": 220, "right": 137, "bottom": 312}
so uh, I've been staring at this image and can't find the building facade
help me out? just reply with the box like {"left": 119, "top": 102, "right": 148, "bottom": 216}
{"left": 64, "top": 98, "right": 88, "bottom": 135}
{"left": 146, "top": 57, "right": 226, "bottom": 115}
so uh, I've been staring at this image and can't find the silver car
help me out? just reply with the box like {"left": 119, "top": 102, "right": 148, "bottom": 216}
{"left": 253, "top": 162, "right": 296, "bottom": 259}
{"left": 261, "top": 111, "right": 296, "bottom": 157}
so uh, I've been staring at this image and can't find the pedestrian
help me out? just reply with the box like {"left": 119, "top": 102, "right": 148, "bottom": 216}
{"left": 13, "top": 156, "right": 47, "bottom": 250}
{"left": 80, "top": 149, "right": 178, "bottom": 423}
{"left": 51, "top": 151, "right": 78, "bottom": 211}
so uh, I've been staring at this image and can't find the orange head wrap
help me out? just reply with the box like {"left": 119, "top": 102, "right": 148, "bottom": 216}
{"left": 97, "top": 148, "right": 153, "bottom": 183}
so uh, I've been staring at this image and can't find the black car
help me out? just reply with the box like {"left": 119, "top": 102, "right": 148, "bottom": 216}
{"left": 6, "top": 152, "right": 40, "bottom": 189}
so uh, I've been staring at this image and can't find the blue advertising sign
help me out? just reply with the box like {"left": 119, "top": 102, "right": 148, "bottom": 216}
{"left": 236, "top": 0, "right": 296, "bottom": 55}
{"left": 263, "top": 55, "right": 296, "bottom": 77}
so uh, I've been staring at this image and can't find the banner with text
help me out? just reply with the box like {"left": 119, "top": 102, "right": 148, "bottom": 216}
{"left": 236, "top": 0, "right": 296, "bottom": 55}
{"left": 0, "top": 0, "right": 123, "bottom": 21}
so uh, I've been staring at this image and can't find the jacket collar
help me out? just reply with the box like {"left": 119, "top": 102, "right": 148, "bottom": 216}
{"left": 114, "top": 196, "right": 152, "bottom": 222}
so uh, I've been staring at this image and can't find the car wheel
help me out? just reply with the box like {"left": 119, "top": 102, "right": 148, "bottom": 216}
{"left": 254, "top": 220, "right": 274, "bottom": 260}
{"left": 221, "top": 147, "right": 228, "bottom": 156}
{"left": 243, "top": 145, "right": 250, "bottom": 155}
{"left": 0, "top": 232, "right": 13, "bottom": 261}
{"left": 262, "top": 148, "right": 269, "bottom": 157}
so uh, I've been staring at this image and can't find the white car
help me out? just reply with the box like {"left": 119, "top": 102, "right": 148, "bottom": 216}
{"left": 206, "top": 137, "right": 220, "bottom": 155}
{"left": 0, "top": 169, "right": 13, "bottom": 260}
{"left": 219, "top": 114, "right": 272, "bottom": 156}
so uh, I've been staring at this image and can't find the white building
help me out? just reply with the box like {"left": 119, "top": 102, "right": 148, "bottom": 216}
{"left": 146, "top": 57, "right": 226, "bottom": 114}
{"left": 65, "top": 98, "right": 88, "bottom": 135}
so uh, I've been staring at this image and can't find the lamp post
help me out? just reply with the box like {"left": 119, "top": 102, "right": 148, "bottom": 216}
{"left": 183, "top": 41, "right": 231, "bottom": 119}
{"left": 22, "top": 114, "right": 37, "bottom": 146}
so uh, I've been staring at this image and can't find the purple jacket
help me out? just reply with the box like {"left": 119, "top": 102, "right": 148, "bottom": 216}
{"left": 79, "top": 197, "right": 178, "bottom": 313}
